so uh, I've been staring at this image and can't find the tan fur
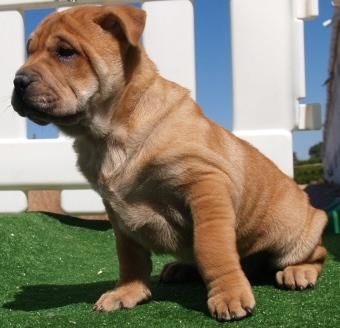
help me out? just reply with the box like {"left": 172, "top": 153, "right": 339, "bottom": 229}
{"left": 12, "top": 5, "right": 328, "bottom": 321}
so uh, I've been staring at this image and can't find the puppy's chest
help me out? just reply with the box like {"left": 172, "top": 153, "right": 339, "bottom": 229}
{"left": 76, "top": 140, "right": 193, "bottom": 255}
{"left": 107, "top": 176, "right": 193, "bottom": 256}
{"left": 112, "top": 179, "right": 193, "bottom": 255}
{"left": 75, "top": 138, "right": 127, "bottom": 188}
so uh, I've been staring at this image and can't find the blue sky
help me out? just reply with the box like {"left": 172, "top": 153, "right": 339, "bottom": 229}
{"left": 24, "top": 0, "right": 333, "bottom": 160}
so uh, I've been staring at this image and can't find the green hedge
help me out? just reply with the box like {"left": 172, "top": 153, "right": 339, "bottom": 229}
{"left": 294, "top": 163, "right": 324, "bottom": 184}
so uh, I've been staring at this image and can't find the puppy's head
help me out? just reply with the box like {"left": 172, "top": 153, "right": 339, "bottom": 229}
{"left": 11, "top": 5, "right": 146, "bottom": 130}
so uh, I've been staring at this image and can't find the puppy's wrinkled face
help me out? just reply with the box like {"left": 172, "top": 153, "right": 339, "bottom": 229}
{"left": 11, "top": 5, "right": 145, "bottom": 129}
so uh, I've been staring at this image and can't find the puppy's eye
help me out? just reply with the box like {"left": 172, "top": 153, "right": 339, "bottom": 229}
{"left": 26, "top": 39, "right": 32, "bottom": 57}
{"left": 56, "top": 46, "right": 78, "bottom": 59}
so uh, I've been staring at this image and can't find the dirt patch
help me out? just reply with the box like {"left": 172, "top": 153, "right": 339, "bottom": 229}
{"left": 27, "top": 190, "right": 107, "bottom": 220}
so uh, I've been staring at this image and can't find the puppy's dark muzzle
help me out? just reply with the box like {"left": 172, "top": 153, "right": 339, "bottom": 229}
{"left": 11, "top": 69, "right": 53, "bottom": 125}
{"left": 13, "top": 74, "right": 33, "bottom": 98}
{"left": 12, "top": 69, "right": 40, "bottom": 116}
{"left": 13, "top": 69, "right": 40, "bottom": 98}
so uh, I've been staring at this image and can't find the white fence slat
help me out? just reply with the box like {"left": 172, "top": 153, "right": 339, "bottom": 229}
{"left": 0, "top": 10, "right": 28, "bottom": 213}
{"left": 142, "top": 0, "right": 196, "bottom": 99}
{"left": 0, "top": 0, "right": 142, "bottom": 11}
{"left": 61, "top": 190, "right": 105, "bottom": 214}
{"left": 0, "top": 191, "right": 27, "bottom": 213}
{"left": 230, "top": 0, "right": 313, "bottom": 176}
{"left": 231, "top": 0, "right": 304, "bottom": 132}
{"left": 0, "top": 11, "right": 26, "bottom": 138}
{"left": 234, "top": 129, "right": 293, "bottom": 176}
{"left": 0, "top": 139, "right": 87, "bottom": 190}
{"left": 0, "top": 0, "right": 54, "bottom": 4}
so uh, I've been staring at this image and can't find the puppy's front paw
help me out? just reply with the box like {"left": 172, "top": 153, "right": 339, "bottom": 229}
{"left": 94, "top": 282, "right": 151, "bottom": 312}
{"left": 207, "top": 284, "right": 255, "bottom": 321}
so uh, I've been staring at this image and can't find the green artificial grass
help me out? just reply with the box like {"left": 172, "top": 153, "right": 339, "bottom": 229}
{"left": 0, "top": 212, "right": 339, "bottom": 328}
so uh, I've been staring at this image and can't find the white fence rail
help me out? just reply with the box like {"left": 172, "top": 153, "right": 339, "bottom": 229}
{"left": 0, "top": 0, "right": 321, "bottom": 214}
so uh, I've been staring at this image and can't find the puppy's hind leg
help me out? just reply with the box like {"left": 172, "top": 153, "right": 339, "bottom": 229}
{"left": 275, "top": 244, "right": 327, "bottom": 290}
{"left": 160, "top": 262, "right": 202, "bottom": 283}
{"left": 276, "top": 209, "right": 327, "bottom": 290}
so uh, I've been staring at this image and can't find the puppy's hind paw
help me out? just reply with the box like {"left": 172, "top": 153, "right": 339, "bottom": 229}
{"left": 276, "top": 263, "right": 321, "bottom": 291}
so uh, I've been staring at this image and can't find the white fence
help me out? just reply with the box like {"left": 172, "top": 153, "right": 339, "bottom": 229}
{"left": 0, "top": 0, "right": 321, "bottom": 214}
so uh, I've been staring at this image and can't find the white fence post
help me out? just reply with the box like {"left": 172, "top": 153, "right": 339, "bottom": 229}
{"left": 142, "top": 0, "right": 196, "bottom": 99}
{"left": 0, "top": 8, "right": 28, "bottom": 212}
{"left": 230, "top": 0, "right": 320, "bottom": 176}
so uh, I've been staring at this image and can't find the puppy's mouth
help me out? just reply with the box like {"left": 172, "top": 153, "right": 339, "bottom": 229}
{"left": 11, "top": 94, "right": 84, "bottom": 126}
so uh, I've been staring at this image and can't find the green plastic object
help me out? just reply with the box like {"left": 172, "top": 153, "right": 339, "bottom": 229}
{"left": 325, "top": 198, "right": 340, "bottom": 234}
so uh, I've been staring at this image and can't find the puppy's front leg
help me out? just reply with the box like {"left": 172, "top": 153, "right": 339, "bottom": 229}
{"left": 95, "top": 226, "right": 152, "bottom": 312}
{"left": 189, "top": 176, "right": 255, "bottom": 321}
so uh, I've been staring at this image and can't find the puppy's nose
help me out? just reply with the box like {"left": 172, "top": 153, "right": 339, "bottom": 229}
{"left": 13, "top": 74, "right": 32, "bottom": 97}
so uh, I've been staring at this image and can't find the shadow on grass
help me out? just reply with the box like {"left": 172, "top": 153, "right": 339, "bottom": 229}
{"left": 2, "top": 277, "right": 208, "bottom": 315}
{"left": 3, "top": 268, "right": 276, "bottom": 316}
{"left": 2, "top": 280, "right": 114, "bottom": 311}
{"left": 3, "top": 254, "right": 275, "bottom": 314}
{"left": 324, "top": 235, "right": 340, "bottom": 261}
{"left": 39, "top": 211, "right": 111, "bottom": 231}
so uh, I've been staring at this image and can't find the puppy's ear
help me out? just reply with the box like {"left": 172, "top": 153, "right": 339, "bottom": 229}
{"left": 95, "top": 6, "right": 146, "bottom": 46}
